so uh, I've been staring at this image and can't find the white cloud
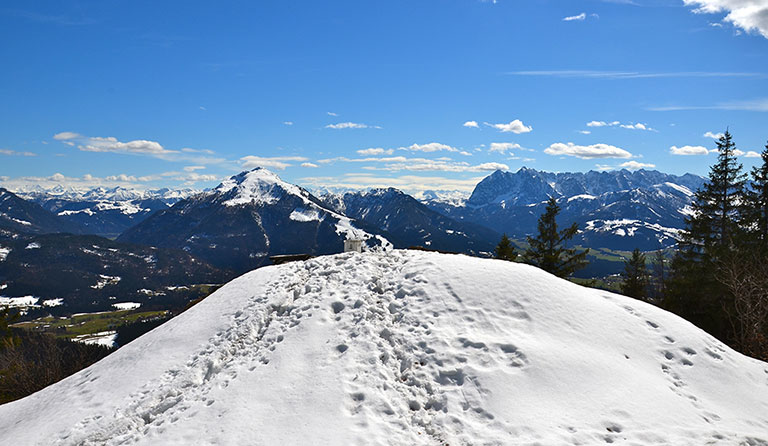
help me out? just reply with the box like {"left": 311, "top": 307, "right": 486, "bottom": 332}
{"left": 485, "top": 120, "right": 533, "bottom": 134}
{"left": 325, "top": 122, "right": 380, "bottom": 129}
{"left": 357, "top": 148, "right": 394, "bottom": 156}
{"left": 53, "top": 132, "right": 175, "bottom": 155}
{"left": 283, "top": 121, "right": 294, "bottom": 126}
{"left": 744, "top": 150, "right": 762, "bottom": 158}
{"left": 459, "top": 151, "right": 473, "bottom": 156}
{"left": 316, "top": 155, "right": 507, "bottom": 173}
{"left": 301, "top": 162, "right": 319, "bottom": 168}
{"left": 298, "top": 173, "right": 485, "bottom": 194}
{"left": 183, "top": 165, "right": 206, "bottom": 172}
{"left": 489, "top": 142, "right": 522, "bottom": 154}
{"left": 670, "top": 145, "right": 710, "bottom": 155}
{"left": 240, "top": 155, "right": 309, "bottom": 170}
{"left": 53, "top": 131, "right": 81, "bottom": 140}
{"left": 0, "top": 149, "right": 36, "bottom": 157}
{"left": 619, "top": 161, "right": 656, "bottom": 170}
{"left": 704, "top": 131, "right": 725, "bottom": 139}
{"left": 509, "top": 70, "right": 764, "bottom": 79}
{"left": 544, "top": 142, "right": 633, "bottom": 159}
{"left": 327, "top": 112, "right": 339, "bottom": 116}
{"left": 403, "top": 142, "right": 459, "bottom": 153}
{"left": 586, "top": 120, "right": 653, "bottom": 131}
{"left": 181, "top": 148, "right": 216, "bottom": 155}
{"left": 563, "top": 12, "right": 587, "bottom": 21}
{"left": 463, "top": 120, "right": 479, "bottom": 128}
{"left": 683, "top": 0, "right": 768, "bottom": 39}
{"left": 579, "top": 130, "right": 592, "bottom": 135}
{"left": 649, "top": 97, "right": 768, "bottom": 112}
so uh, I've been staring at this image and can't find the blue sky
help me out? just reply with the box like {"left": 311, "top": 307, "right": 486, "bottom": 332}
{"left": 1, "top": 0, "right": 767, "bottom": 195}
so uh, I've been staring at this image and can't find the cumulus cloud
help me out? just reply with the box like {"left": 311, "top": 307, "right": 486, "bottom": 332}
{"left": 240, "top": 155, "right": 309, "bottom": 170}
{"left": 744, "top": 151, "right": 762, "bottom": 158}
{"left": 357, "top": 148, "right": 395, "bottom": 156}
{"left": 325, "top": 122, "right": 380, "bottom": 129}
{"left": 53, "top": 132, "right": 176, "bottom": 155}
{"left": 0, "top": 149, "right": 36, "bottom": 157}
{"left": 544, "top": 142, "right": 633, "bottom": 159}
{"left": 301, "top": 162, "right": 319, "bottom": 168}
{"left": 463, "top": 121, "right": 479, "bottom": 128}
{"left": 298, "top": 173, "right": 485, "bottom": 195}
{"left": 316, "top": 155, "right": 507, "bottom": 173}
{"left": 704, "top": 131, "right": 725, "bottom": 139}
{"left": 563, "top": 12, "right": 587, "bottom": 21}
{"left": 402, "top": 142, "right": 459, "bottom": 153}
{"left": 619, "top": 161, "right": 656, "bottom": 170}
{"left": 489, "top": 142, "right": 522, "bottom": 154}
{"left": 485, "top": 120, "right": 533, "bottom": 134}
{"left": 670, "top": 145, "right": 710, "bottom": 155}
{"left": 683, "top": 0, "right": 768, "bottom": 39}
{"left": 586, "top": 120, "right": 654, "bottom": 131}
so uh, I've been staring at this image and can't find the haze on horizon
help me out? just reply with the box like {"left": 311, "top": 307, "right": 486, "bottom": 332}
{"left": 1, "top": 0, "right": 767, "bottom": 195}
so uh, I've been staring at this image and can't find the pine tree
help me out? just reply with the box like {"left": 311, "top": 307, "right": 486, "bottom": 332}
{"left": 494, "top": 234, "right": 517, "bottom": 261}
{"left": 744, "top": 141, "right": 768, "bottom": 249}
{"left": 620, "top": 248, "right": 649, "bottom": 299}
{"left": 522, "top": 197, "right": 589, "bottom": 278}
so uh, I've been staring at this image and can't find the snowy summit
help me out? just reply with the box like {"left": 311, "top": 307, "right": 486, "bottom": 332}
{"left": 1, "top": 251, "right": 767, "bottom": 445}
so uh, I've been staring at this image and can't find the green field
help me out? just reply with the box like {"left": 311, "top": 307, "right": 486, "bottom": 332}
{"left": 13, "top": 309, "right": 169, "bottom": 340}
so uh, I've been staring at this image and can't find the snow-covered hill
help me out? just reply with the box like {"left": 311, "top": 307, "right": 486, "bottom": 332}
{"left": 1, "top": 251, "right": 766, "bottom": 445}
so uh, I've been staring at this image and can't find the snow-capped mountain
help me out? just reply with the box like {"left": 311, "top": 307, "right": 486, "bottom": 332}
{"left": 321, "top": 188, "right": 499, "bottom": 253}
{"left": 118, "top": 168, "right": 388, "bottom": 273}
{"left": 426, "top": 168, "right": 707, "bottom": 251}
{"left": 0, "top": 188, "right": 84, "bottom": 237}
{"left": 17, "top": 187, "right": 200, "bottom": 238}
{"left": 2, "top": 251, "right": 766, "bottom": 444}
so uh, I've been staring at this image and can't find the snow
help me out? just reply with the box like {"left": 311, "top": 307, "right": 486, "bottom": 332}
{"left": 289, "top": 208, "right": 320, "bottom": 222}
{"left": 25, "top": 242, "right": 41, "bottom": 249}
{"left": 112, "top": 302, "right": 141, "bottom": 311}
{"left": 567, "top": 194, "right": 597, "bottom": 202}
{"left": 42, "top": 298, "right": 64, "bottom": 307}
{"left": 0, "top": 295, "right": 39, "bottom": 308}
{"left": 0, "top": 246, "right": 9, "bottom": 261}
{"left": 1, "top": 251, "right": 767, "bottom": 445}
{"left": 664, "top": 182, "right": 694, "bottom": 196}
{"left": 219, "top": 168, "right": 307, "bottom": 207}
{"left": 73, "top": 331, "right": 117, "bottom": 347}
{"left": 90, "top": 275, "right": 121, "bottom": 289}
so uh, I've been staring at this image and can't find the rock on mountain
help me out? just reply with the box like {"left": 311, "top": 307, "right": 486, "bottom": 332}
{"left": 1, "top": 251, "right": 766, "bottom": 445}
{"left": 427, "top": 168, "right": 707, "bottom": 251}
{"left": 118, "top": 168, "right": 388, "bottom": 273}
{"left": 322, "top": 188, "right": 499, "bottom": 253}
{"left": 19, "top": 186, "right": 199, "bottom": 238}
{"left": 0, "top": 188, "right": 84, "bottom": 237}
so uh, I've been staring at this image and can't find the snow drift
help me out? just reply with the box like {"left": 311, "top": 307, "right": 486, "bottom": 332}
{"left": 1, "top": 251, "right": 767, "bottom": 445}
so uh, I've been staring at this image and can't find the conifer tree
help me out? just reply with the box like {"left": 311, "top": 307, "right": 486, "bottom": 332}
{"left": 620, "top": 248, "right": 649, "bottom": 299}
{"left": 667, "top": 130, "right": 747, "bottom": 342}
{"left": 744, "top": 141, "right": 768, "bottom": 248}
{"left": 494, "top": 234, "right": 517, "bottom": 261}
{"left": 522, "top": 197, "right": 589, "bottom": 277}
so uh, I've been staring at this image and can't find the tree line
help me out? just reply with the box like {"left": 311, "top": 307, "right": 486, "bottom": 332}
{"left": 495, "top": 130, "right": 768, "bottom": 360}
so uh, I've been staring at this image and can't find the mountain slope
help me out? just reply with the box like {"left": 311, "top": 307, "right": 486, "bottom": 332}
{"left": 0, "top": 188, "right": 84, "bottom": 236}
{"left": 118, "top": 168, "right": 387, "bottom": 273}
{"left": 0, "top": 233, "right": 231, "bottom": 314}
{"left": 322, "top": 188, "right": 500, "bottom": 253}
{"left": 1, "top": 251, "right": 766, "bottom": 445}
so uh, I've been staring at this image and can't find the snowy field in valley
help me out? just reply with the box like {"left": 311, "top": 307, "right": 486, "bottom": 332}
{"left": 1, "top": 250, "right": 767, "bottom": 445}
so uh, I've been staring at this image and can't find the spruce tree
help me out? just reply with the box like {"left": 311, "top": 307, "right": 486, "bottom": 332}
{"left": 745, "top": 141, "right": 768, "bottom": 248}
{"left": 667, "top": 130, "right": 747, "bottom": 342}
{"left": 620, "top": 248, "right": 649, "bottom": 299}
{"left": 494, "top": 234, "right": 517, "bottom": 261}
{"left": 522, "top": 197, "right": 589, "bottom": 278}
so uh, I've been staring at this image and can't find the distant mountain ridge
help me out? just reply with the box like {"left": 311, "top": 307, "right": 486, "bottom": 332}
{"left": 425, "top": 167, "right": 707, "bottom": 251}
